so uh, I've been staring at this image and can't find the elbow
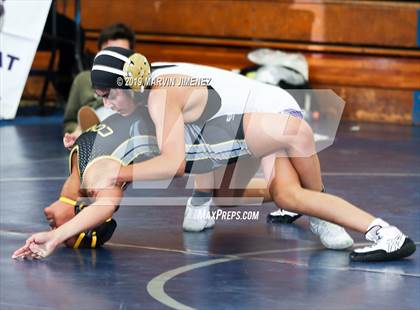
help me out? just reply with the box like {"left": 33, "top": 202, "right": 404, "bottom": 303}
{"left": 96, "top": 203, "right": 117, "bottom": 221}
{"left": 107, "top": 204, "right": 118, "bottom": 217}
{"left": 166, "top": 164, "right": 184, "bottom": 178}
{"left": 162, "top": 154, "right": 185, "bottom": 178}
{"left": 99, "top": 196, "right": 121, "bottom": 218}
{"left": 174, "top": 159, "right": 186, "bottom": 177}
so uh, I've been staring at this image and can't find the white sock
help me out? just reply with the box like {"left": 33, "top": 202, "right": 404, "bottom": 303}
{"left": 365, "top": 218, "right": 390, "bottom": 242}
{"left": 367, "top": 218, "right": 389, "bottom": 232}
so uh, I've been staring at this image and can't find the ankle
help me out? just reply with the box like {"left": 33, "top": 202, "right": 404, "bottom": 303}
{"left": 367, "top": 218, "right": 389, "bottom": 232}
{"left": 191, "top": 189, "right": 212, "bottom": 206}
{"left": 365, "top": 218, "right": 390, "bottom": 241}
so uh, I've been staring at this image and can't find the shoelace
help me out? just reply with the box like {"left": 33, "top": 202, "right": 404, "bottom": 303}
{"left": 362, "top": 227, "right": 404, "bottom": 253}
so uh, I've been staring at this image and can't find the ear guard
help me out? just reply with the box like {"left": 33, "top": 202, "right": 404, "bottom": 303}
{"left": 123, "top": 53, "right": 151, "bottom": 93}
{"left": 59, "top": 196, "right": 117, "bottom": 249}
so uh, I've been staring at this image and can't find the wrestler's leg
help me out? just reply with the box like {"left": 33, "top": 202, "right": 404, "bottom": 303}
{"left": 184, "top": 159, "right": 278, "bottom": 232}
{"left": 191, "top": 158, "right": 267, "bottom": 205}
{"left": 243, "top": 112, "right": 336, "bottom": 223}
{"left": 242, "top": 113, "right": 415, "bottom": 260}
{"left": 261, "top": 155, "right": 415, "bottom": 261}
{"left": 183, "top": 159, "right": 260, "bottom": 232}
{"left": 237, "top": 178, "right": 271, "bottom": 201}
{"left": 209, "top": 157, "right": 352, "bottom": 249}
{"left": 261, "top": 155, "right": 372, "bottom": 231}
{"left": 182, "top": 171, "right": 214, "bottom": 232}
{"left": 243, "top": 113, "right": 323, "bottom": 192}
{"left": 212, "top": 158, "right": 265, "bottom": 205}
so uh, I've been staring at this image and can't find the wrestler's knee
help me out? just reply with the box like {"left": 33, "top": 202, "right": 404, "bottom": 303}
{"left": 287, "top": 119, "right": 315, "bottom": 156}
{"left": 270, "top": 183, "right": 301, "bottom": 211}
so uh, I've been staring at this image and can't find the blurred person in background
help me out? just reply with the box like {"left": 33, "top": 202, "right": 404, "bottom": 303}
{"left": 63, "top": 23, "right": 135, "bottom": 137}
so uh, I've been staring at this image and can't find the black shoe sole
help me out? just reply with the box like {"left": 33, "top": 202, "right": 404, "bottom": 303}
{"left": 266, "top": 213, "right": 302, "bottom": 224}
{"left": 349, "top": 238, "right": 416, "bottom": 262}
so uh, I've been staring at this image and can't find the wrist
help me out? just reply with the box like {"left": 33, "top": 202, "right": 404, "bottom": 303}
{"left": 52, "top": 224, "right": 76, "bottom": 246}
{"left": 49, "top": 230, "right": 63, "bottom": 246}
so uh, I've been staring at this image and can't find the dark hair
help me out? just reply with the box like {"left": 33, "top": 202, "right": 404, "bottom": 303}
{"left": 0, "top": 1, "right": 4, "bottom": 18}
{"left": 0, "top": 1, "right": 4, "bottom": 32}
{"left": 97, "top": 23, "right": 136, "bottom": 50}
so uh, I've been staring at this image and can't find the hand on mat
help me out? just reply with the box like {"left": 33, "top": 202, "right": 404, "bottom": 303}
{"left": 63, "top": 133, "right": 79, "bottom": 149}
{"left": 12, "top": 231, "right": 59, "bottom": 260}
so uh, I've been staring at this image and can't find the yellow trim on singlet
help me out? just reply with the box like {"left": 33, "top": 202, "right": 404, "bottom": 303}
{"left": 91, "top": 231, "right": 97, "bottom": 248}
{"left": 68, "top": 145, "right": 81, "bottom": 178}
{"left": 73, "top": 232, "right": 85, "bottom": 249}
{"left": 59, "top": 196, "right": 77, "bottom": 206}
{"left": 82, "top": 155, "right": 126, "bottom": 184}
{"left": 85, "top": 124, "right": 98, "bottom": 132}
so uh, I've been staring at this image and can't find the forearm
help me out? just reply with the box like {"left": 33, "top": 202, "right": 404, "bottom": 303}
{"left": 122, "top": 154, "right": 185, "bottom": 182}
{"left": 53, "top": 189, "right": 121, "bottom": 244}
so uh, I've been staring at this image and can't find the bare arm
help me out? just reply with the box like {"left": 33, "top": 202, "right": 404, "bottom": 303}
{"left": 53, "top": 187, "right": 122, "bottom": 244}
{"left": 119, "top": 85, "right": 187, "bottom": 182}
{"left": 12, "top": 187, "right": 122, "bottom": 259}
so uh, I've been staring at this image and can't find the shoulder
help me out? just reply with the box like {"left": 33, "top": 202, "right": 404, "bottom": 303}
{"left": 74, "top": 70, "right": 91, "bottom": 82}
{"left": 72, "top": 70, "right": 92, "bottom": 88}
{"left": 151, "top": 74, "right": 192, "bottom": 89}
{"left": 147, "top": 86, "right": 185, "bottom": 120}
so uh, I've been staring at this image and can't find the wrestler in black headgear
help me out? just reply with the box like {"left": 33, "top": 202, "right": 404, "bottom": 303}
{"left": 91, "top": 46, "right": 150, "bottom": 92}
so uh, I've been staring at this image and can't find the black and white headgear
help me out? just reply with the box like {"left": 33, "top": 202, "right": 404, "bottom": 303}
{"left": 91, "top": 46, "right": 150, "bottom": 92}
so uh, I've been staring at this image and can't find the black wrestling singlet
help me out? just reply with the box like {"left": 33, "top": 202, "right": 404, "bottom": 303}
{"left": 69, "top": 107, "right": 160, "bottom": 179}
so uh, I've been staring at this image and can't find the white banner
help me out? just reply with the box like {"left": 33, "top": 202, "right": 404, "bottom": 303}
{"left": 0, "top": 0, "right": 51, "bottom": 119}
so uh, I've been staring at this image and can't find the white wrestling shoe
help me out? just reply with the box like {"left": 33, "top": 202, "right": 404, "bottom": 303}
{"left": 350, "top": 218, "right": 416, "bottom": 262}
{"left": 183, "top": 198, "right": 215, "bottom": 232}
{"left": 309, "top": 217, "right": 354, "bottom": 250}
